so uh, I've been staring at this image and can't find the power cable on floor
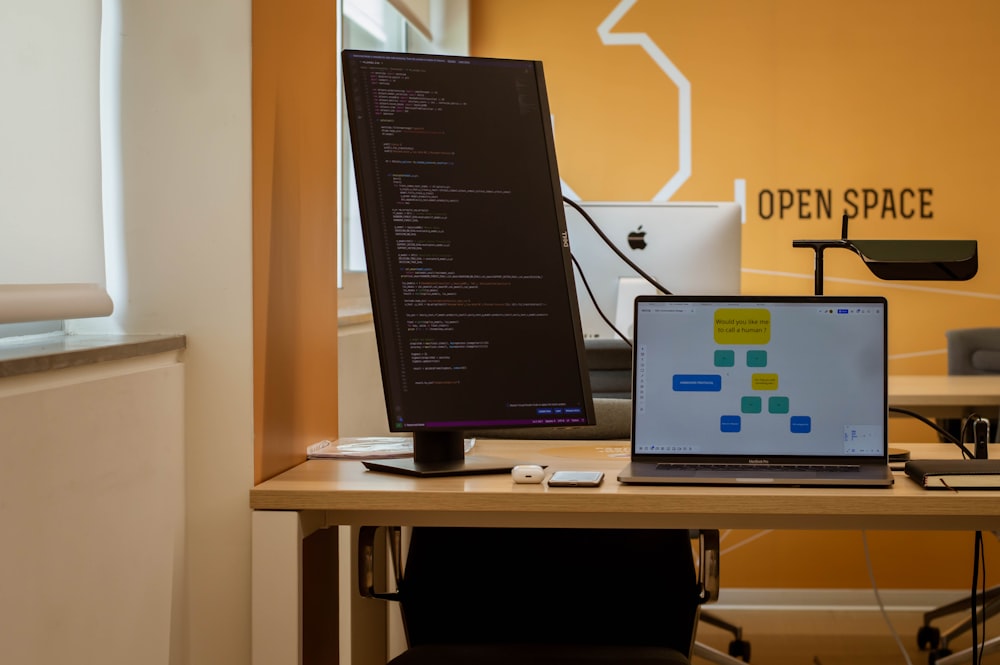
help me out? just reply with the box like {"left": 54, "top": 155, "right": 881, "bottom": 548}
{"left": 862, "top": 530, "right": 914, "bottom": 665}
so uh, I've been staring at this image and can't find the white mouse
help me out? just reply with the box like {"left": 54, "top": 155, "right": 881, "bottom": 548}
{"left": 511, "top": 464, "right": 545, "bottom": 484}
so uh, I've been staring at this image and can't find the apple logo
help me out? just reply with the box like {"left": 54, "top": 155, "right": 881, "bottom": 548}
{"left": 627, "top": 225, "right": 647, "bottom": 250}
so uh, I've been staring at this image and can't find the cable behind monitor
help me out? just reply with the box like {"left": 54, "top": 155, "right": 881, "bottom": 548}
{"left": 563, "top": 196, "right": 674, "bottom": 348}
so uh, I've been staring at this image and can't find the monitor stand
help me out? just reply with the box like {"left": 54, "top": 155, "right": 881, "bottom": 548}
{"left": 361, "top": 431, "right": 530, "bottom": 478}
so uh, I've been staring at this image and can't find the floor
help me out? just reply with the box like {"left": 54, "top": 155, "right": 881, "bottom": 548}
{"left": 692, "top": 607, "right": 1000, "bottom": 665}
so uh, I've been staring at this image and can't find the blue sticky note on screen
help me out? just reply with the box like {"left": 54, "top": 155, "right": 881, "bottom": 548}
{"left": 790, "top": 416, "right": 811, "bottom": 434}
{"left": 673, "top": 374, "right": 722, "bottom": 391}
{"left": 720, "top": 415, "right": 741, "bottom": 433}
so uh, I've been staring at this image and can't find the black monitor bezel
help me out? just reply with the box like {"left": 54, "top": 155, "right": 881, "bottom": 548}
{"left": 342, "top": 50, "right": 596, "bottom": 475}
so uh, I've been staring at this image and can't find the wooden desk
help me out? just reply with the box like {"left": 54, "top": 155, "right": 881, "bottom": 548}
{"left": 888, "top": 373, "right": 1000, "bottom": 420}
{"left": 251, "top": 439, "right": 1000, "bottom": 531}
{"left": 251, "top": 439, "right": 1000, "bottom": 665}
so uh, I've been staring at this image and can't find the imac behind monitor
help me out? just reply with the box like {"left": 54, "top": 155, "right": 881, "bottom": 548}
{"left": 565, "top": 201, "right": 743, "bottom": 340}
{"left": 342, "top": 50, "right": 596, "bottom": 476}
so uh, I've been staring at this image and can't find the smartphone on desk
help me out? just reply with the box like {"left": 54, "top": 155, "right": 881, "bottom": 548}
{"left": 547, "top": 471, "right": 604, "bottom": 487}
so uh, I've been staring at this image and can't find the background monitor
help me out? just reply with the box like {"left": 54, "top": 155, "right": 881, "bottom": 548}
{"left": 564, "top": 201, "right": 743, "bottom": 341}
{"left": 342, "top": 50, "right": 596, "bottom": 476}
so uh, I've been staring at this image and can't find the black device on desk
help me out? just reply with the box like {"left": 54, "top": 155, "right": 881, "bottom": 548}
{"left": 904, "top": 415, "right": 997, "bottom": 489}
{"left": 342, "top": 50, "right": 595, "bottom": 477}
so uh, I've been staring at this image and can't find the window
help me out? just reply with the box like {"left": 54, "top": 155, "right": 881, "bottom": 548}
{"left": 341, "top": 1, "right": 407, "bottom": 278}
{"left": 338, "top": 0, "right": 468, "bottom": 297}
{"left": 0, "top": 0, "right": 114, "bottom": 332}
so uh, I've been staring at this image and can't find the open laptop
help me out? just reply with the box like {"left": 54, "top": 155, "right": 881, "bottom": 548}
{"left": 617, "top": 295, "right": 893, "bottom": 487}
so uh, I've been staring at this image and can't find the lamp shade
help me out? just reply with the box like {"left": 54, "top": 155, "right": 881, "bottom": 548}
{"left": 849, "top": 239, "right": 978, "bottom": 281}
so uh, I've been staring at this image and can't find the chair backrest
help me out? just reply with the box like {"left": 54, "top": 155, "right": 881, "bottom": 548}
{"left": 946, "top": 328, "right": 1000, "bottom": 375}
{"left": 396, "top": 527, "right": 701, "bottom": 655}
{"left": 945, "top": 327, "right": 1000, "bottom": 443}
{"left": 586, "top": 338, "right": 633, "bottom": 399}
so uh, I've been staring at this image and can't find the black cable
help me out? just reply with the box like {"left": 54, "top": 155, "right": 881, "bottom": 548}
{"left": 562, "top": 197, "right": 673, "bottom": 296}
{"left": 972, "top": 532, "right": 978, "bottom": 665}
{"left": 978, "top": 530, "right": 987, "bottom": 665}
{"left": 887, "top": 406, "right": 974, "bottom": 458}
{"left": 976, "top": 531, "right": 987, "bottom": 662}
{"left": 569, "top": 253, "right": 632, "bottom": 348}
{"left": 972, "top": 530, "right": 983, "bottom": 665}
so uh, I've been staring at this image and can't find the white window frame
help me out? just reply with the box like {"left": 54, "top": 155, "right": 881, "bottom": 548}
{"left": 337, "top": 0, "right": 469, "bottom": 304}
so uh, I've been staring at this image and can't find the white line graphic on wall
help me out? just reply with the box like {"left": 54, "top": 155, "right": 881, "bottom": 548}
{"left": 743, "top": 268, "right": 1000, "bottom": 301}
{"left": 597, "top": 0, "right": 691, "bottom": 202}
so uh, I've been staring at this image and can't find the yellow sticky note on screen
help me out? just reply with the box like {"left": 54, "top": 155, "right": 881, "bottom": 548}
{"left": 713, "top": 308, "right": 771, "bottom": 344}
{"left": 752, "top": 373, "right": 779, "bottom": 390}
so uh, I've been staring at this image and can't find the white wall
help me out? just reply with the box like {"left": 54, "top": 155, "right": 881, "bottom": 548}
{"left": 0, "top": 354, "right": 185, "bottom": 665}
{"left": 72, "top": 1, "right": 253, "bottom": 664}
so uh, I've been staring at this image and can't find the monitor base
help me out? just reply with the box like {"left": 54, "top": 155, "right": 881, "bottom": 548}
{"left": 363, "top": 455, "right": 535, "bottom": 478}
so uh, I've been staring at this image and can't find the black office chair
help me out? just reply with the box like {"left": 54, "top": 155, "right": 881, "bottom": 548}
{"left": 461, "top": 395, "right": 752, "bottom": 663}
{"left": 586, "top": 341, "right": 754, "bottom": 662}
{"left": 585, "top": 338, "right": 635, "bottom": 399}
{"left": 359, "top": 525, "right": 719, "bottom": 664}
{"left": 938, "top": 327, "right": 1000, "bottom": 443}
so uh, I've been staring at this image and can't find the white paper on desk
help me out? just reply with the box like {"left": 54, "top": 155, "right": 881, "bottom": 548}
{"left": 307, "top": 436, "right": 476, "bottom": 460}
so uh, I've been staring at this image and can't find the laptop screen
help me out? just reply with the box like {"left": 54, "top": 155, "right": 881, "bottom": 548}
{"left": 632, "top": 296, "right": 888, "bottom": 460}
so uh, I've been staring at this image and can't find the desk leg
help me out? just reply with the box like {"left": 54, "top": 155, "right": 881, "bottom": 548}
{"left": 341, "top": 525, "right": 390, "bottom": 665}
{"left": 252, "top": 513, "right": 385, "bottom": 665}
{"left": 252, "top": 510, "right": 323, "bottom": 665}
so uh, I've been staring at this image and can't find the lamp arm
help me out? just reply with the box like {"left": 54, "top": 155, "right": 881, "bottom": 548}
{"left": 789, "top": 239, "right": 854, "bottom": 296}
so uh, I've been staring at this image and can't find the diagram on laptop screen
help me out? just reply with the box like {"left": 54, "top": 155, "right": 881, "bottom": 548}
{"left": 634, "top": 302, "right": 885, "bottom": 457}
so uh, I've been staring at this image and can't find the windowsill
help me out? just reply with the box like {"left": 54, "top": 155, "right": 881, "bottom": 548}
{"left": 339, "top": 271, "right": 373, "bottom": 327}
{"left": 338, "top": 296, "right": 373, "bottom": 327}
{"left": 0, "top": 333, "right": 187, "bottom": 379}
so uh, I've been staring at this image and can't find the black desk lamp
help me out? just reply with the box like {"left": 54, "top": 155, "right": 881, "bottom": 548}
{"left": 795, "top": 214, "right": 980, "bottom": 462}
{"left": 792, "top": 213, "right": 978, "bottom": 295}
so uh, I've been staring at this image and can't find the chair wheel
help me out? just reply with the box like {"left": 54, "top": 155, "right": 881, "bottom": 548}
{"left": 928, "top": 647, "right": 952, "bottom": 665}
{"left": 917, "top": 625, "right": 941, "bottom": 650}
{"left": 728, "top": 639, "right": 751, "bottom": 662}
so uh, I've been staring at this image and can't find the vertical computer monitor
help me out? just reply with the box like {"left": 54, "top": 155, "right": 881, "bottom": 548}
{"left": 565, "top": 201, "right": 743, "bottom": 340}
{"left": 342, "top": 50, "right": 596, "bottom": 477}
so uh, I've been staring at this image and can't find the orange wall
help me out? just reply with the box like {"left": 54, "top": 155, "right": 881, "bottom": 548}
{"left": 470, "top": 0, "right": 999, "bottom": 361}
{"left": 252, "top": 1, "right": 340, "bottom": 484}
{"left": 471, "top": 0, "right": 1000, "bottom": 589}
